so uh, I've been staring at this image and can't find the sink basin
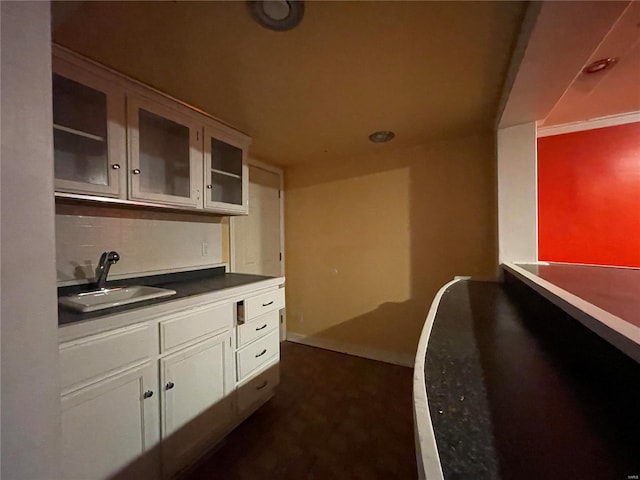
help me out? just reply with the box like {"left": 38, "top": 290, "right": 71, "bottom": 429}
{"left": 59, "top": 285, "right": 177, "bottom": 313}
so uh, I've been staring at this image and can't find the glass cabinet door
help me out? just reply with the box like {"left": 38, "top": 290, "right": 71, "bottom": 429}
{"left": 203, "top": 127, "right": 249, "bottom": 214}
{"left": 128, "top": 97, "right": 200, "bottom": 207}
{"left": 52, "top": 62, "right": 125, "bottom": 197}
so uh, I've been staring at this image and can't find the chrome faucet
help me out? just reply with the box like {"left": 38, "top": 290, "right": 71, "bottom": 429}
{"left": 95, "top": 251, "right": 120, "bottom": 290}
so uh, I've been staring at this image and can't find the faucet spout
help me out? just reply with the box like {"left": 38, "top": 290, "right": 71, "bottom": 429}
{"left": 95, "top": 251, "right": 120, "bottom": 290}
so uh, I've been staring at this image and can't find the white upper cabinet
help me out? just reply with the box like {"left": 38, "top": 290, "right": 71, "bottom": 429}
{"left": 51, "top": 46, "right": 250, "bottom": 215}
{"left": 127, "top": 96, "right": 201, "bottom": 208}
{"left": 52, "top": 56, "right": 126, "bottom": 198}
{"left": 203, "top": 124, "right": 249, "bottom": 215}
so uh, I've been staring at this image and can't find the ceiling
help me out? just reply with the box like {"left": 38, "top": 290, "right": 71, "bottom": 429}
{"left": 542, "top": 1, "right": 640, "bottom": 127}
{"left": 499, "top": 0, "right": 640, "bottom": 129}
{"left": 53, "top": 1, "right": 526, "bottom": 166}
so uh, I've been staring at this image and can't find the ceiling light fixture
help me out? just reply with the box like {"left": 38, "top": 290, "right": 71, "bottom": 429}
{"left": 248, "top": 1, "right": 305, "bottom": 32}
{"left": 368, "top": 131, "right": 395, "bottom": 143}
{"left": 582, "top": 57, "right": 618, "bottom": 74}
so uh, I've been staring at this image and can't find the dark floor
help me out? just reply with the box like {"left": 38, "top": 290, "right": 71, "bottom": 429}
{"left": 185, "top": 342, "right": 417, "bottom": 480}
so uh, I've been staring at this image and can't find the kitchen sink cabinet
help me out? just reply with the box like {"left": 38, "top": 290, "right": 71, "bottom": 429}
{"left": 52, "top": 45, "right": 250, "bottom": 215}
{"left": 58, "top": 282, "right": 283, "bottom": 479}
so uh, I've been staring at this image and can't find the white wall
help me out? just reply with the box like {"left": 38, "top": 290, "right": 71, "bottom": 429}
{"left": 56, "top": 204, "right": 224, "bottom": 285}
{"left": 1, "top": 2, "right": 62, "bottom": 479}
{"left": 497, "top": 122, "right": 538, "bottom": 263}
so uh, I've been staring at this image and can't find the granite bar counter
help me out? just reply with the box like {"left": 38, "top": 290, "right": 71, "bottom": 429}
{"left": 414, "top": 273, "right": 640, "bottom": 479}
{"left": 515, "top": 262, "right": 640, "bottom": 328}
{"left": 58, "top": 266, "right": 277, "bottom": 326}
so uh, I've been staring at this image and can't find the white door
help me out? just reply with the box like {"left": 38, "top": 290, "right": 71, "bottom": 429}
{"left": 61, "top": 364, "right": 160, "bottom": 480}
{"left": 160, "top": 333, "right": 234, "bottom": 477}
{"left": 232, "top": 165, "right": 282, "bottom": 276}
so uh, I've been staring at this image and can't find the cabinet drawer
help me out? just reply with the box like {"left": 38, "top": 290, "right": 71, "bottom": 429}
{"left": 241, "top": 288, "right": 285, "bottom": 323}
{"left": 160, "top": 303, "right": 233, "bottom": 353}
{"left": 236, "top": 329, "right": 279, "bottom": 382}
{"left": 237, "top": 359, "right": 279, "bottom": 414}
{"left": 60, "top": 323, "right": 152, "bottom": 393}
{"left": 237, "top": 310, "right": 279, "bottom": 348}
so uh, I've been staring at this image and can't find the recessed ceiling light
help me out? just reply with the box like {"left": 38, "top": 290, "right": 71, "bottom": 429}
{"left": 582, "top": 57, "right": 618, "bottom": 74}
{"left": 248, "top": 1, "right": 305, "bottom": 32}
{"left": 368, "top": 131, "right": 395, "bottom": 143}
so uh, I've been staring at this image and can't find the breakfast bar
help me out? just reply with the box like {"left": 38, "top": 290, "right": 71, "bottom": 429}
{"left": 414, "top": 271, "right": 640, "bottom": 479}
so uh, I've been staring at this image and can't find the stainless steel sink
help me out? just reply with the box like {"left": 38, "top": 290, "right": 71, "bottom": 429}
{"left": 59, "top": 285, "right": 177, "bottom": 313}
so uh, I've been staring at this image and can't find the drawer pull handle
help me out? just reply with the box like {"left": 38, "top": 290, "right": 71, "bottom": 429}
{"left": 143, "top": 390, "right": 154, "bottom": 399}
{"left": 255, "top": 349, "right": 267, "bottom": 358}
{"left": 165, "top": 382, "right": 175, "bottom": 390}
{"left": 256, "top": 380, "right": 269, "bottom": 390}
{"left": 262, "top": 301, "right": 274, "bottom": 307}
{"left": 256, "top": 324, "right": 268, "bottom": 331}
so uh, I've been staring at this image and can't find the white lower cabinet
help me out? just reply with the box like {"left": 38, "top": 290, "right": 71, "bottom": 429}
{"left": 59, "top": 283, "right": 284, "bottom": 480}
{"left": 61, "top": 363, "right": 160, "bottom": 480}
{"left": 236, "top": 329, "right": 280, "bottom": 382}
{"left": 234, "top": 289, "right": 284, "bottom": 417}
{"left": 237, "top": 309, "right": 280, "bottom": 348}
{"left": 237, "top": 357, "right": 279, "bottom": 416}
{"left": 160, "top": 331, "right": 234, "bottom": 478}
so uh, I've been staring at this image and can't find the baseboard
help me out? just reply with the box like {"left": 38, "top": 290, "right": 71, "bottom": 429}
{"left": 286, "top": 332, "right": 415, "bottom": 367}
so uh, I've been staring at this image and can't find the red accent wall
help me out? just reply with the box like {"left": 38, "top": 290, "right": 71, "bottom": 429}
{"left": 537, "top": 122, "right": 640, "bottom": 268}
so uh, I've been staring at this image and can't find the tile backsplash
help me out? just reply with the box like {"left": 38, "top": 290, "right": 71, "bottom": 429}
{"left": 56, "top": 203, "right": 226, "bottom": 285}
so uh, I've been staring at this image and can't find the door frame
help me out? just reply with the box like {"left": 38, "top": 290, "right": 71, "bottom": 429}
{"left": 230, "top": 157, "right": 286, "bottom": 340}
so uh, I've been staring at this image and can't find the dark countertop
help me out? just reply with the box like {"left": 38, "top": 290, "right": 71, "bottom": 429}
{"left": 58, "top": 267, "right": 278, "bottom": 326}
{"left": 517, "top": 262, "right": 640, "bottom": 328}
{"left": 425, "top": 273, "right": 640, "bottom": 479}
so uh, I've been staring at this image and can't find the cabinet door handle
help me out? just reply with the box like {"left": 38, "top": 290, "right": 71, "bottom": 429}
{"left": 256, "top": 380, "right": 268, "bottom": 390}
{"left": 256, "top": 324, "right": 268, "bottom": 331}
{"left": 111, "top": 164, "right": 121, "bottom": 170}
{"left": 262, "top": 301, "right": 274, "bottom": 307}
{"left": 206, "top": 184, "right": 213, "bottom": 189}
{"left": 132, "top": 168, "right": 141, "bottom": 175}
{"left": 143, "top": 390, "right": 154, "bottom": 399}
{"left": 255, "top": 349, "right": 267, "bottom": 358}
{"left": 165, "top": 382, "right": 175, "bottom": 390}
